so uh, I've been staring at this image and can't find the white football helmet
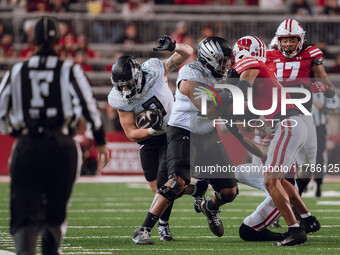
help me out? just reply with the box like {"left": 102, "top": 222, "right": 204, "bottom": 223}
{"left": 269, "top": 36, "right": 278, "bottom": 49}
{"left": 275, "top": 19, "right": 305, "bottom": 58}
{"left": 232, "top": 35, "right": 266, "bottom": 63}
{"left": 197, "top": 36, "right": 232, "bottom": 78}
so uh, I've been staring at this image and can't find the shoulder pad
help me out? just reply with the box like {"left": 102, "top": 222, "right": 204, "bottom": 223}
{"left": 306, "top": 46, "right": 323, "bottom": 59}
{"left": 233, "top": 57, "right": 260, "bottom": 74}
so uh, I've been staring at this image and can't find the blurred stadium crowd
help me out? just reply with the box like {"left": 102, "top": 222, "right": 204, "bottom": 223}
{"left": 0, "top": 0, "right": 340, "bottom": 174}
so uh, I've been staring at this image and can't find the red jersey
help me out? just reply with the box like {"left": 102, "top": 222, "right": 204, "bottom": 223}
{"left": 266, "top": 46, "right": 322, "bottom": 111}
{"left": 266, "top": 46, "right": 323, "bottom": 88}
{"left": 232, "top": 57, "right": 295, "bottom": 120}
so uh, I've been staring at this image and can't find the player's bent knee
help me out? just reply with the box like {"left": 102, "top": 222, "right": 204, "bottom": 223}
{"left": 165, "top": 175, "right": 186, "bottom": 193}
{"left": 215, "top": 187, "right": 238, "bottom": 204}
{"left": 264, "top": 178, "right": 279, "bottom": 191}
{"left": 157, "top": 184, "right": 184, "bottom": 204}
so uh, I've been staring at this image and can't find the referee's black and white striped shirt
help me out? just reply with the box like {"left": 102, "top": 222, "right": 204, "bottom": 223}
{"left": 312, "top": 93, "right": 340, "bottom": 127}
{"left": 0, "top": 49, "right": 106, "bottom": 145}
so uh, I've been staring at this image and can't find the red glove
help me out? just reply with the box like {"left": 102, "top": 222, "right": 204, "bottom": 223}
{"left": 311, "top": 81, "right": 329, "bottom": 93}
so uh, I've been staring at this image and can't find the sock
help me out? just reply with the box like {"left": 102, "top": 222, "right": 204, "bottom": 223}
{"left": 288, "top": 223, "right": 300, "bottom": 228}
{"left": 192, "top": 179, "right": 209, "bottom": 197}
{"left": 300, "top": 212, "right": 312, "bottom": 218}
{"left": 207, "top": 199, "right": 219, "bottom": 211}
{"left": 159, "top": 203, "right": 173, "bottom": 223}
{"left": 142, "top": 212, "right": 159, "bottom": 229}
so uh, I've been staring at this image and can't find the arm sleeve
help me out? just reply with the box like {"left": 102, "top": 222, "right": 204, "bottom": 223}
{"left": 70, "top": 64, "right": 106, "bottom": 145}
{"left": 0, "top": 71, "right": 13, "bottom": 134}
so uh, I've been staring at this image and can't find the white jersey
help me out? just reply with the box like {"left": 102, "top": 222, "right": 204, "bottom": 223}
{"left": 108, "top": 58, "right": 174, "bottom": 130}
{"left": 168, "top": 61, "right": 216, "bottom": 134}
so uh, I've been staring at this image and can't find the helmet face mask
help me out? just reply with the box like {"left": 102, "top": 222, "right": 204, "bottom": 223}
{"left": 278, "top": 37, "right": 299, "bottom": 57}
{"left": 276, "top": 19, "right": 305, "bottom": 59}
{"left": 111, "top": 55, "right": 142, "bottom": 99}
{"left": 232, "top": 35, "right": 267, "bottom": 63}
{"left": 197, "top": 36, "right": 232, "bottom": 78}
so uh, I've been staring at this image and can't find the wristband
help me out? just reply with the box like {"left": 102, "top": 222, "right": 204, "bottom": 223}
{"left": 236, "top": 80, "right": 251, "bottom": 95}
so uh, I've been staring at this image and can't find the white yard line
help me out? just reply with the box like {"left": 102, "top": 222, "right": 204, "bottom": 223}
{"left": 2, "top": 208, "right": 340, "bottom": 213}
{"left": 0, "top": 251, "right": 15, "bottom": 255}
{"left": 1, "top": 175, "right": 339, "bottom": 183}
{"left": 3, "top": 225, "right": 340, "bottom": 230}
{"left": 317, "top": 201, "right": 340, "bottom": 205}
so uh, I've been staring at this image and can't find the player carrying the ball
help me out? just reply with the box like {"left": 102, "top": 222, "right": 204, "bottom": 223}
{"left": 107, "top": 35, "right": 193, "bottom": 242}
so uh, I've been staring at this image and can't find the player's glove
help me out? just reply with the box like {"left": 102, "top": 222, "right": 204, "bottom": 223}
{"left": 147, "top": 109, "right": 165, "bottom": 136}
{"left": 153, "top": 35, "right": 176, "bottom": 52}
{"left": 226, "top": 123, "right": 244, "bottom": 140}
{"left": 310, "top": 81, "right": 329, "bottom": 93}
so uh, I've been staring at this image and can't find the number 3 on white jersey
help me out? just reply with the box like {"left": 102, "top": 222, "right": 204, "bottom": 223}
{"left": 276, "top": 62, "right": 300, "bottom": 82}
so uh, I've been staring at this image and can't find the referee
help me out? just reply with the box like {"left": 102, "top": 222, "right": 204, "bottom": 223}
{"left": 0, "top": 16, "right": 109, "bottom": 254}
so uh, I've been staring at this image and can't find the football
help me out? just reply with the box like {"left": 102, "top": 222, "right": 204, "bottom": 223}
{"left": 134, "top": 109, "right": 159, "bottom": 129}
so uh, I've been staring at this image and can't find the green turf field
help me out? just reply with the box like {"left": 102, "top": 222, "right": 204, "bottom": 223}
{"left": 0, "top": 181, "right": 339, "bottom": 255}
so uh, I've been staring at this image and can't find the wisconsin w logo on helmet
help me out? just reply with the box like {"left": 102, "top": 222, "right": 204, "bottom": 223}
{"left": 237, "top": 39, "right": 251, "bottom": 51}
{"left": 197, "top": 36, "right": 232, "bottom": 78}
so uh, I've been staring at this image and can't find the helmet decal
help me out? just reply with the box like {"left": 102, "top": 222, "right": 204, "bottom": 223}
{"left": 197, "top": 36, "right": 232, "bottom": 78}
{"left": 232, "top": 35, "right": 267, "bottom": 63}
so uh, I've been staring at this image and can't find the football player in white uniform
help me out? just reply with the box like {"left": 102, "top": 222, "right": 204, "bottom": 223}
{"left": 132, "top": 36, "right": 238, "bottom": 245}
{"left": 108, "top": 35, "right": 193, "bottom": 242}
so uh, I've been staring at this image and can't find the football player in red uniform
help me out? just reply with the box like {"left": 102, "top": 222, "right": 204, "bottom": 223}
{"left": 230, "top": 35, "right": 320, "bottom": 246}
{"left": 266, "top": 19, "right": 336, "bottom": 194}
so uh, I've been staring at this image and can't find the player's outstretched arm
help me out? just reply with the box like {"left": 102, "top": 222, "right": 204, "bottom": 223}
{"left": 153, "top": 35, "right": 193, "bottom": 76}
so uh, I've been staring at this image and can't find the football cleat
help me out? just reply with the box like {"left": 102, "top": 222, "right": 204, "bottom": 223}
{"left": 239, "top": 223, "right": 284, "bottom": 241}
{"left": 132, "top": 227, "right": 155, "bottom": 245}
{"left": 157, "top": 224, "right": 174, "bottom": 241}
{"left": 201, "top": 198, "right": 224, "bottom": 237}
{"left": 194, "top": 196, "right": 204, "bottom": 213}
{"left": 273, "top": 227, "right": 307, "bottom": 246}
{"left": 301, "top": 216, "right": 321, "bottom": 234}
